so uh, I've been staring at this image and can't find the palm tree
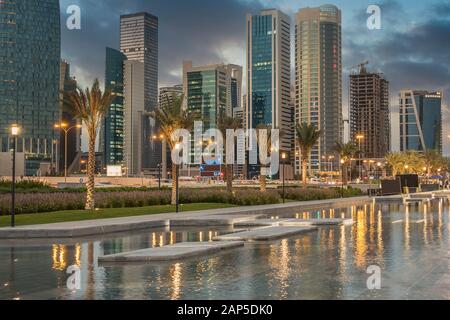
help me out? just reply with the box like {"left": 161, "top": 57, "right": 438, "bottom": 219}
{"left": 334, "top": 142, "right": 358, "bottom": 186}
{"left": 63, "top": 79, "right": 113, "bottom": 210}
{"left": 255, "top": 124, "right": 281, "bottom": 192}
{"left": 295, "top": 122, "right": 321, "bottom": 187}
{"left": 385, "top": 152, "right": 405, "bottom": 177}
{"left": 217, "top": 115, "right": 242, "bottom": 193}
{"left": 150, "top": 94, "right": 196, "bottom": 205}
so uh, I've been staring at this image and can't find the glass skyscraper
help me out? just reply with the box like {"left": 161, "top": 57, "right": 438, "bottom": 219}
{"left": 102, "top": 47, "right": 127, "bottom": 165}
{"left": 0, "top": 0, "right": 61, "bottom": 175}
{"left": 246, "top": 9, "right": 292, "bottom": 177}
{"left": 295, "top": 5, "right": 342, "bottom": 174}
{"left": 120, "top": 12, "right": 159, "bottom": 170}
{"left": 399, "top": 90, "right": 442, "bottom": 154}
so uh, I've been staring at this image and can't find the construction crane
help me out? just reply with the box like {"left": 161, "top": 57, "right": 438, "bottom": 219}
{"left": 350, "top": 60, "right": 369, "bottom": 75}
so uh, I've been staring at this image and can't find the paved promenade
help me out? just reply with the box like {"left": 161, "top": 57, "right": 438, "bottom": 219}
{"left": 0, "top": 196, "right": 369, "bottom": 239}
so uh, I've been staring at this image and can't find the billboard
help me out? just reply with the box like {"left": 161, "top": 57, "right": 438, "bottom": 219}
{"left": 107, "top": 165, "right": 123, "bottom": 177}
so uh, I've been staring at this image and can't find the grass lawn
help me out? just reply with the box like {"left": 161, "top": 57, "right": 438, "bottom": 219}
{"left": 0, "top": 203, "right": 237, "bottom": 227}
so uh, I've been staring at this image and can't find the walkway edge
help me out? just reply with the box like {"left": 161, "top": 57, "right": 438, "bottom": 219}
{"left": 0, "top": 196, "right": 369, "bottom": 239}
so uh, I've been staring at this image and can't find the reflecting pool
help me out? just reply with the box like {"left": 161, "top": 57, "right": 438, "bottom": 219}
{"left": 0, "top": 200, "right": 449, "bottom": 300}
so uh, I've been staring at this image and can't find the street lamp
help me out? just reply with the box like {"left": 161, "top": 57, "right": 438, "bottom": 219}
{"left": 10, "top": 124, "right": 20, "bottom": 228}
{"left": 152, "top": 134, "right": 167, "bottom": 181}
{"left": 55, "top": 122, "right": 82, "bottom": 182}
{"left": 175, "top": 143, "right": 181, "bottom": 213}
{"left": 340, "top": 159, "right": 345, "bottom": 198}
{"left": 356, "top": 134, "right": 364, "bottom": 182}
{"left": 281, "top": 152, "right": 287, "bottom": 204}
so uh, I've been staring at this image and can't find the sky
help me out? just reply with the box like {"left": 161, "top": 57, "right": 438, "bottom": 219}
{"left": 59, "top": 0, "right": 450, "bottom": 154}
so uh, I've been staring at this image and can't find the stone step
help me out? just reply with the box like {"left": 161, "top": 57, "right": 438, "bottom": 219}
{"left": 213, "top": 226, "right": 317, "bottom": 241}
{"left": 235, "top": 218, "right": 354, "bottom": 227}
{"left": 169, "top": 214, "right": 265, "bottom": 227}
{"left": 98, "top": 241, "right": 244, "bottom": 262}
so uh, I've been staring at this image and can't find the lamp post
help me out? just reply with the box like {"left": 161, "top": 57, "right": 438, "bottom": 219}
{"left": 340, "top": 159, "right": 345, "bottom": 198}
{"left": 175, "top": 143, "right": 181, "bottom": 213}
{"left": 157, "top": 163, "right": 162, "bottom": 189}
{"left": 281, "top": 152, "right": 287, "bottom": 204}
{"left": 152, "top": 134, "right": 167, "bottom": 180}
{"left": 356, "top": 134, "right": 364, "bottom": 182}
{"left": 10, "top": 124, "right": 20, "bottom": 228}
{"left": 55, "top": 122, "right": 82, "bottom": 182}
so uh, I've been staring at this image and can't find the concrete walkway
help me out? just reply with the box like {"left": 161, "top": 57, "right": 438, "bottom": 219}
{"left": 213, "top": 226, "right": 318, "bottom": 241}
{"left": 0, "top": 196, "right": 369, "bottom": 239}
{"left": 99, "top": 241, "right": 244, "bottom": 263}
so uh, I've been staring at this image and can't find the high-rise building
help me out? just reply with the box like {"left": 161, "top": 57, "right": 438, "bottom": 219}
{"left": 295, "top": 5, "right": 342, "bottom": 174}
{"left": 399, "top": 90, "right": 442, "bottom": 154}
{"left": 183, "top": 61, "right": 242, "bottom": 129}
{"left": 59, "top": 60, "right": 81, "bottom": 174}
{"left": 159, "top": 84, "right": 183, "bottom": 109}
{"left": 123, "top": 60, "right": 145, "bottom": 175}
{"left": 349, "top": 64, "right": 390, "bottom": 158}
{"left": 0, "top": 0, "right": 61, "bottom": 176}
{"left": 246, "top": 9, "right": 292, "bottom": 177}
{"left": 120, "top": 12, "right": 159, "bottom": 170}
{"left": 101, "top": 47, "right": 127, "bottom": 165}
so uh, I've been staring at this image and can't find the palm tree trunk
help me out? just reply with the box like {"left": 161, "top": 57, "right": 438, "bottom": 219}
{"left": 260, "top": 168, "right": 267, "bottom": 192}
{"left": 226, "top": 164, "right": 233, "bottom": 193}
{"left": 342, "top": 164, "right": 348, "bottom": 186}
{"left": 302, "top": 159, "right": 308, "bottom": 188}
{"left": 171, "top": 163, "right": 177, "bottom": 205}
{"left": 85, "top": 134, "right": 96, "bottom": 210}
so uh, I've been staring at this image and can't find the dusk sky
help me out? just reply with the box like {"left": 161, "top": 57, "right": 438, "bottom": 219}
{"left": 59, "top": 0, "right": 450, "bottom": 154}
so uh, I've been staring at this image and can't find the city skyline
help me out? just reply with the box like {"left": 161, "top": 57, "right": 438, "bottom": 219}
{"left": 59, "top": 0, "right": 450, "bottom": 155}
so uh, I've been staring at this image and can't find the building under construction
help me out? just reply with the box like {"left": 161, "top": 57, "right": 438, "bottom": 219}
{"left": 349, "top": 62, "right": 390, "bottom": 159}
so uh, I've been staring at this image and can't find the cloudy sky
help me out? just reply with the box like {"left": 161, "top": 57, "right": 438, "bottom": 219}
{"left": 59, "top": 0, "right": 450, "bottom": 154}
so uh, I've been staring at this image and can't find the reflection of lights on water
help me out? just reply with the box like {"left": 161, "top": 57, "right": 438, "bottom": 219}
{"left": 169, "top": 263, "right": 183, "bottom": 300}
{"left": 208, "top": 231, "right": 213, "bottom": 241}
{"left": 377, "top": 210, "right": 384, "bottom": 259}
{"left": 75, "top": 244, "right": 81, "bottom": 266}
{"left": 170, "top": 231, "right": 175, "bottom": 245}
{"left": 52, "top": 244, "right": 67, "bottom": 271}
{"left": 159, "top": 234, "right": 164, "bottom": 247}
{"left": 199, "top": 232, "right": 203, "bottom": 242}
{"left": 354, "top": 208, "right": 368, "bottom": 269}
{"left": 4, "top": 283, "right": 9, "bottom": 287}
{"left": 152, "top": 233, "right": 157, "bottom": 247}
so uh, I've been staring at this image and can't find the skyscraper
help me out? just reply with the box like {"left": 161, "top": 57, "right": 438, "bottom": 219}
{"left": 59, "top": 60, "right": 81, "bottom": 174}
{"left": 399, "top": 90, "right": 442, "bottom": 154}
{"left": 123, "top": 60, "right": 145, "bottom": 176}
{"left": 101, "top": 47, "right": 127, "bottom": 165}
{"left": 120, "top": 12, "right": 159, "bottom": 170}
{"left": 295, "top": 5, "right": 342, "bottom": 174}
{"left": 349, "top": 64, "right": 390, "bottom": 159}
{"left": 159, "top": 84, "right": 183, "bottom": 110}
{"left": 246, "top": 9, "right": 292, "bottom": 177}
{"left": 183, "top": 61, "right": 242, "bottom": 130}
{"left": 0, "top": 0, "right": 61, "bottom": 175}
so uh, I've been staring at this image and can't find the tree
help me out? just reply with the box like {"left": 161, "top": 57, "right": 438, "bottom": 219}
{"left": 63, "top": 79, "right": 113, "bottom": 210}
{"left": 385, "top": 152, "right": 405, "bottom": 177}
{"left": 217, "top": 115, "right": 242, "bottom": 193}
{"left": 255, "top": 124, "right": 282, "bottom": 192}
{"left": 295, "top": 122, "right": 321, "bottom": 187}
{"left": 150, "top": 94, "right": 196, "bottom": 205}
{"left": 334, "top": 142, "right": 358, "bottom": 186}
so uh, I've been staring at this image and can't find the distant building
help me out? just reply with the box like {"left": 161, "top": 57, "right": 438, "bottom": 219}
{"left": 350, "top": 64, "right": 390, "bottom": 158}
{"left": 246, "top": 9, "right": 292, "bottom": 177}
{"left": 123, "top": 60, "right": 146, "bottom": 175}
{"left": 101, "top": 48, "right": 127, "bottom": 166}
{"left": 0, "top": 0, "right": 61, "bottom": 176}
{"left": 159, "top": 84, "right": 183, "bottom": 109}
{"left": 295, "top": 5, "right": 343, "bottom": 174}
{"left": 399, "top": 90, "right": 442, "bottom": 154}
{"left": 120, "top": 12, "right": 159, "bottom": 170}
{"left": 59, "top": 60, "right": 82, "bottom": 174}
